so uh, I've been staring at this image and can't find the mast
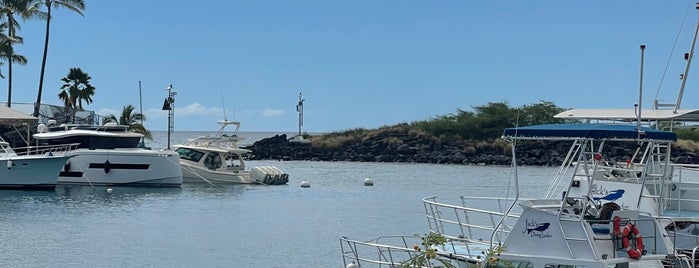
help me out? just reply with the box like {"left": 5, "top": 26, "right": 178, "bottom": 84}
{"left": 138, "top": 81, "right": 145, "bottom": 147}
{"left": 675, "top": 2, "right": 699, "bottom": 113}
{"left": 139, "top": 81, "right": 143, "bottom": 127}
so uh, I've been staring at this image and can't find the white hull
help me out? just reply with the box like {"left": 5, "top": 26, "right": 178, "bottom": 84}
{"left": 0, "top": 155, "right": 69, "bottom": 188}
{"left": 181, "top": 161, "right": 251, "bottom": 184}
{"left": 58, "top": 148, "right": 182, "bottom": 187}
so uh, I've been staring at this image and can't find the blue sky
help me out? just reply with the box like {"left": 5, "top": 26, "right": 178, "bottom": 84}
{"left": 5, "top": 1, "right": 699, "bottom": 132}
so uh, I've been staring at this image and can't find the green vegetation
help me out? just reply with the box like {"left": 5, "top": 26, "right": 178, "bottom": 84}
{"left": 34, "top": 0, "right": 86, "bottom": 116}
{"left": 0, "top": 0, "right": 44, "bottom": 108}
{"left": 412, "top": 101, "right": 570, "bottom": 140}
{"left": 103, "top": 104, "right": 151, "bottom": 139}
{"left": 312, "top": 101, "right": 570, "bottom": 150}
{"left": 398, "top": 232, "right": 456, "bottom": 268}
{"left": 0, "top": 1, "right": 152, "bottom": 136}
{"left": 58, "top": 67, "right": 94, "bottom": 123}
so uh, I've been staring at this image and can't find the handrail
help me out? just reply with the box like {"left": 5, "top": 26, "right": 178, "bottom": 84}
{"left": 12, "top": 143, "right": 81, "bottom": 156}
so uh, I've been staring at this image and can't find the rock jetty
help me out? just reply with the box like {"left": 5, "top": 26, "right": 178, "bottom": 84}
{"left": 243, "top": 134, "right": 699, "bottom": 166}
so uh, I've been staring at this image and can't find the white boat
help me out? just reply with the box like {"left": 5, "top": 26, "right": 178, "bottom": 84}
{"left": 173, "top": 120, "right": 289, "bottom": 185}
{"left": 32, "top": 123, "right": 183, "bottom": 187}
{"left": 342, "top": 124, "right": 692, "bottom": 268}
{"left": 0, "top": 138, "right": 75, "bottom": 189}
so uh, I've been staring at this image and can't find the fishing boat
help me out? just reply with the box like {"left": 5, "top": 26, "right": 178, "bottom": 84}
{"left": 173, "top": 120, "right": 289, "bottom": 185}
{"left": 0, "top": 137, "right": 75, "bottom": 189}
{"left": 341, "top": 124, "right": 692, "bottom": 268}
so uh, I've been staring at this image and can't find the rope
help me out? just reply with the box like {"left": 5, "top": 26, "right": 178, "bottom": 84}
{"left": 68, "top": 158, "right": 95, "bottom": 189}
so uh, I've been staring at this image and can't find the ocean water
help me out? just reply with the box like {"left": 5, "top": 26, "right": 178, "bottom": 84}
{"left": 0, "top": 131, "right": 559, "bottom": 268}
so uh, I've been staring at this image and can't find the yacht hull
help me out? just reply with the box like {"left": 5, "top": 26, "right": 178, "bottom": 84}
{"left": 180, "top": 161, "right": 251, "bottom": 184}
{"left": 0, "top": 155, "right": 69, "bottom": 188}
{"left": 58, "top": 148, "right": 182, "bottom": 187}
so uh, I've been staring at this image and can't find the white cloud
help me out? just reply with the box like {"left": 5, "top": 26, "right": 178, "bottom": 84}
{"left": 260, "top": 108, "right": 285, "bottom": 118}
{"left": 144, "top": 102, "right": 229, "bottom": 119}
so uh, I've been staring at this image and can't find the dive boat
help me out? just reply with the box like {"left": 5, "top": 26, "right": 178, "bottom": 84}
{"left": 173, "top": 120, "right": 289, "bottom": 185}
{"left": 0, "top": 137, "right": 75, "bottom": 189}
{"left": 32, "top": 122, "right": 183, "bottom": 187}
{"left": 341, "top": 124, "right": 692, "bottom": 268}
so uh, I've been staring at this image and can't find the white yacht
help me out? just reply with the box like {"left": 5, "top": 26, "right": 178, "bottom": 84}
{"left": 173, "top": 120, "right": 289, "bottom": 185}
{"left": 33, "top": 123, "right": 182, "bottom": 187}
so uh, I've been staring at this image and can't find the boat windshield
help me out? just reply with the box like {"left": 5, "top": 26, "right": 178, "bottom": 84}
{"left": 175, "top": 147, "right": 205, "bottom": 162}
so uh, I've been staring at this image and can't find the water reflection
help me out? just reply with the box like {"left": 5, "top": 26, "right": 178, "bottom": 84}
{"left": 55, "top": 185, "right": 183, "bottom": 199}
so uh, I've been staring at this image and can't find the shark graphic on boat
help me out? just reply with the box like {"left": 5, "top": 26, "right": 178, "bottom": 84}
{"left": 593, "top": 189, "right": 625, "bottom": 201}
{"left": 526, "top": 222, "right": 551, "bottom": 234}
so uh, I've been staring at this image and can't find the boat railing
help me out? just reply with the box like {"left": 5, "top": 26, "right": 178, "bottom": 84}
{"left": 12, "top": 143, "right": 81, "bottom": 156}
{"left": 423, "top": 196, "right": 523, "bottom": 247}
{"left": 339, "top": 234, "right": 426, "bottom": 267}
{"left": 339, "top": 234, "right": 484, "bottom": 268}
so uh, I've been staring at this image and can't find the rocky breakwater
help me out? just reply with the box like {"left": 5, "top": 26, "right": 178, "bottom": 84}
{"left": 244, "top": 133, "right": 699, "bottom": 166}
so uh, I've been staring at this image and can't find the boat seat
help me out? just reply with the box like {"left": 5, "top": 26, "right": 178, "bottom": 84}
{"left": 590, "top": 202, "right": 620, "bottom": 234}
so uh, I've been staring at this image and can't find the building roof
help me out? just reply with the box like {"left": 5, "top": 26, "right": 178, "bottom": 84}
{"left": 0, "top": 105, "right": 38, "bottom": 126}
{"left": 554, "top": 108, "right": 699, "bottom": 122}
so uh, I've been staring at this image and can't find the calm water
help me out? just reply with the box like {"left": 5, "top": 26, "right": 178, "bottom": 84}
{"left": 0, "top": 131, "right": 560, "bottom": 268}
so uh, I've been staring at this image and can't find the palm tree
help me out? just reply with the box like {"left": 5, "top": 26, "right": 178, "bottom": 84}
{"left": 103, "top": 104, "right": 152, "bottom": 139}
{"left": 0, "top": 0, "right": 45, "bottom": 107}
{"left": 0, "top": 31, "right": 27, "bottom": 98}
{"left": 0, "top": 22, "right": 18, "bottom": 80}
{"left": 58, "top": 67, "right": 94, "bottom": 123}
{"left": 33, "top": 0, "right": 85, "bottom": 117}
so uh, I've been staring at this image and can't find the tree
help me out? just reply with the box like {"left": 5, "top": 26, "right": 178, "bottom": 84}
{"left": 0, "top": 0, "right": 45, "bottom": 107}
{"left": 58, "top": 67, "right": 94, "bottom": 122}
{"left": 0, "top": 22, "right": 18, "bottom": 80}
{"left": 103, "top": 104, "right": 152, "bottom": 139}
{"left": 33, "top": 0, "right": 85, "bottom": 117}
{"left": 0, "top": 34, "right": 26, "bottom": 82}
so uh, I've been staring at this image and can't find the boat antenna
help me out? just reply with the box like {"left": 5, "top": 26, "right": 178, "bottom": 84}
{"left": 296, "top": 91, "right": 305, "bottom": 137}
{"left": 636, "top": 44, "right": 646, "bottom": 137}
{"left": 675, "top": 2, "right": 699, "bottom": 113}
{"left": 221, "top": 93, "right": 228, "bottom": 122}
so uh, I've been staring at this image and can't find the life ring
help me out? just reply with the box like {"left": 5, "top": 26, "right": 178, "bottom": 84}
{"left": 621, "top": 223, "right": 644, "bottom": 259}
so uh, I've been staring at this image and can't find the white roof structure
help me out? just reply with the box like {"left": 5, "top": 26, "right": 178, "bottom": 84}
{"left": 554, "top": 108, "right": 699, "bottom": 122}
{"left": 0, "top": 105, "right": 38, "bottom": 126}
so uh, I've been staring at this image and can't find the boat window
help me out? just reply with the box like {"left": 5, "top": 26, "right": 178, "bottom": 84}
{"left": 545, "top": 265, "right": 587, "bottom": 268}
{"left": 175, "top": 148, "right": 204, "bottom": 162}
{"left": 225, "top": 153, "right": 243, "bottom": 169}
{"left": 204, "top": 153, "right": 223, "bottom": 170}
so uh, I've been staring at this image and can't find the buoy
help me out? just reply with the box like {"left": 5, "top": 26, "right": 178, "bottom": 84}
{"left": 6, "top": 160, "right": 11, "bottom": 169}
{"left": 346, "top": 262, "right": 358, "bottom": 268}
{"left": 106, "top": 188, "right": 113, "bottom": 193}
{"left": 300, "top": 180, "right": 310, "bottom": 188}
{"left": 363, "top": 177, "right": 374, "bottom": 186}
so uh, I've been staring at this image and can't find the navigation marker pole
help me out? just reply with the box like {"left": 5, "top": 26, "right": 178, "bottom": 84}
{"left": 162, "top": 84, "right": 176, "bottom": 150}
{"left": 296, "top": 92, "right": 305, "bottom": 138}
